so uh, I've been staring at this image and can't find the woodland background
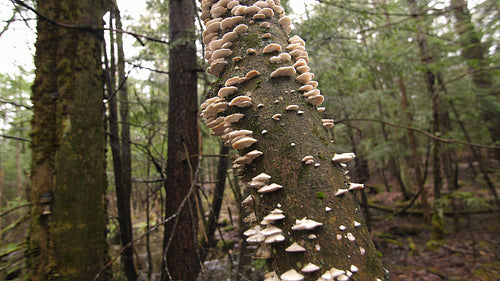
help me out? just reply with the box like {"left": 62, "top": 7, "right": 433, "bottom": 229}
{"left": 0, "top": 0, "right": 499, "bottom": 280}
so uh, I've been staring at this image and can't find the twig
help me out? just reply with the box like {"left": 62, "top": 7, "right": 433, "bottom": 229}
{"left": 337, "top": 118, "right": 500, "bottom": 150}
{"left": 0, "top": 134, "right": 31, "bottom": 142}
{"left": 11, "top": 0, "right": 169, "bottom": 46}
{"left": 0, "top": 203, "right": 31, "bottom": 217}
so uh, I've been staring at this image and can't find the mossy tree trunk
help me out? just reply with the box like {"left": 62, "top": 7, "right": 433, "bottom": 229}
{"left": 27, "top": 0, "right": 108, "bottom": 280}
{"left": 160, "top": 0, "right": 200, "bottom": 279}
{"left": 200, "top": 0, "right": 387, "bottom": 280}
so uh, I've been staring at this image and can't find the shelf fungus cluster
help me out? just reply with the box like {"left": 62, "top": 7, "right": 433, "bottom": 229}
{"left": 199, "top": 0, "right": 385, "bottom": 280}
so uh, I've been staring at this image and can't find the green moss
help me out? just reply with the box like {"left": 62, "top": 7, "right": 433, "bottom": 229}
{"left": 316, "top": 191, "right": 325, "bottom": 199}
{"left": 243, "top": 33, "right": 261, "bottom": 48}
{"left": 253, "top": 259, "right": 266, "bottom": 270}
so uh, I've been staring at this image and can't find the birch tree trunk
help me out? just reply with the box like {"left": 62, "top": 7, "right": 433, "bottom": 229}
{"left": 200, "top": 0, "right": 387, "bottom": 280}
{"left": 27, "top": 0, "right": 108, "bottom": 279}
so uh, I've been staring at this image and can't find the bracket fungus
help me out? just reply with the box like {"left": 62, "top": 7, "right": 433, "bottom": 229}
{"left": 220, "top": 15, "right": 243, "bottom": 30}
{"left": 229, "top": 96, "right": 252, "bottom": 107}
{"left": 263, "top": 43, "right": 282, "bottom": 53}
{"left": 277, "top": 16, "right": 292, "bottom": 34}
{"left": 243, "top": 225, "right": 261, "bottom": 236}
{"left": 244, "top": 70, "right": 260, "bottom": 80}
{"left": 261, "top": 225, "right": 283, "bottom": 236}
{"left": 270, "top": 66, "right": 296, "bottom": 77}
{"left": 335, "top": 188, "right": 349, "bottom": 196}
{"left": 252, "top": 172, "right": 271, "bottom": 183}
{"left": 301, "top": 263, "right": 321, "bottom": 273}
{"left": 301, "top": 155, "right": 314, "bottom": 165}
{"left": 296, "top": 72, "right": 313, "bottom": 84}
{"left": 280, "top": 269, "right": 304, "bottom": 281}
{"left": 348, "top": 182, "right": 364, "bottom": 190}
{"left": 322, "top": 119, "right": 334, "bottom": 129}
{"left": 232, "top": 137, "right": 257, "bottom": 149}
{"left": 259, "top": 21, "right": 271, "bottom": 28}
{"left": 307, "top": 94, "right": 325, "bottom": 106}
{"left": 285, "top": 242, "right": 306, "bottom": 252}
{"left": 261, "top": 212, "right": 285, "bottom": 224}
{"left": 285, "top": 104, "right": 299, "bottom": 111}
{"left": 217, "top": 86, "right": 238, "bottom": 98}
{"left": 264, "top": 233, "right": 285, "bottom": 243}
{"left": 332, "top": 152, "right": 356, "bottom": 163}
{"left": 257, "top": 183, "right": 283, "bottom": 193}
{"left": 291, "top": 217, "right": 323, "bottom": 230}
{"left": 271, "top": 113, "right": 282, "bottom": 121}
{"left": 225, "top": 76, "right": 246, "bottom": 86}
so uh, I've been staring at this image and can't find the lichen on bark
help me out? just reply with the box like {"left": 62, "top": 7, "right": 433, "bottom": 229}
{"left": 200, "top": 0, "right": 388, "bottom": 280}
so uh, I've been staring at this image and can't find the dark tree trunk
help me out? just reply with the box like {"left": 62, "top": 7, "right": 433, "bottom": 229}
{"left": 106, "top": 6, "right": 137, "bottom": 281}
{"left": 204, "top": 145, "right": 230, "bottom": 251}
{"left": 27, "top": 0, "right": 109, "bottom": 279}
{"left": 161, "top": 0, "right": 200, "bottom": 279}
{"left": 199, "top": 0, "right": 387, "bottom": 279}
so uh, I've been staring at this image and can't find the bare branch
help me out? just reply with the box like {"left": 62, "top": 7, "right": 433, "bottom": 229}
{"left": 337, "top": 118, "right": 500, "bottom": 150}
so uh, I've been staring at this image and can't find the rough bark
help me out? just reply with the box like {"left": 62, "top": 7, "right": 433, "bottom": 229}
{"left": 160, "top": 0, "right": 200, "bottom": 279}
{"left": 200, "top": 0, "right": 388, "bottom": 280}
{"left": 27, "top": 0, "right": 108, "bottom": 279}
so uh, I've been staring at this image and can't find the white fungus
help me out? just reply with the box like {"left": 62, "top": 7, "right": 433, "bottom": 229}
{"left": 280, "top": 269, "right": 304, "bottom": 281}
{"left": 301, "top": 263, "right": 321, "bottom": 273}
{"left": 291, "top": 217, "right": 323, "bottom": 230}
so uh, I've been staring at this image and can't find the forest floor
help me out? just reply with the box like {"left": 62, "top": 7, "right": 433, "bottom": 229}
{"left": 372, "top": 210, "right": 500, "bottom": 281}
{"left": 199, "top": 190, "right": 500, "bottom": 281}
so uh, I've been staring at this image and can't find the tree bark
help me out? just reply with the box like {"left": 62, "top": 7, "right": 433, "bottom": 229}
{"left": 106, "top": 6, "right": 137, "bottom": 281}
{"left": 204, "top": 145, "right": 230, "bottom": 250}
{"left": 200, "top": 0, "right": 387, "bottom": 279}
{"left": 161, "top": 0, "right": 200, "bottom": 279}
{"left": 27, "top": 0, "right": 108, "bottom": 279}
{"left": 115, "top": 6, "right": 137, "bottom": 280}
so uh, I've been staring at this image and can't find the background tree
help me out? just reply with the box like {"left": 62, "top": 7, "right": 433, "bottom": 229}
{"left": 26, "top": 0, "right": 109, "bottom": 279}
{"left": 161, "top": 0, "right": 200, "bottom": 279}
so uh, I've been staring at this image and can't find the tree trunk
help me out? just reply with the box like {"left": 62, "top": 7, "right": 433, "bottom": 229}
{"left": 451, "top": 0, "right": 500, "bottom": 161}
{"left": 161, "top": 0, "right": 200, "bottom": 279}
{"left": 200, "top": 1, "right": 387, "bottom": 279}
{"left": 204, "top": 145, "right": 230, "bottom": 250}
{"left": 407, "top": 0, "right": 445, "bottom": 238}
{"left": 27, "top": 0, "right": 108, "bottom": 279}
{"left": 398, "top": 76, "right": 430, "bottom": 221}
{"left": 106, "top": 7, "right": 137, "bottom": 281}
{"left": 115, "top": 6, "right": 137, "bottom": 280}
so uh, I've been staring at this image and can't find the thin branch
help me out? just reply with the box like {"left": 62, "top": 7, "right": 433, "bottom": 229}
{"left": 0, "top": 203, "right": 31, "bottom": 217}
{"left": 127, "top": 62, "right": 169, "bottom": 75}
{"left": 0, "top": 98, "right": 32, "bottom": 110}
{"left": 0, "top": 10, "right": 16, "bottom": 37}
{"left": 11, "top": 0, "right": 169, "bottom": 46}
{"left": 336, "top": 118, "right": 500, "bottom": 150}
{"left": 0, "top": 134, "right": 31, "bottom": 142}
